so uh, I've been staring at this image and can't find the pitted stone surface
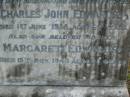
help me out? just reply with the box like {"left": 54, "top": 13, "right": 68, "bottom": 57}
{"left": 0, "top": 86, "right": 128, "bottom": 97}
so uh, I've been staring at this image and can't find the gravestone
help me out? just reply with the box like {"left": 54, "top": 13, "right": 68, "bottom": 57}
{"left": 0, "top": 0, "right": 129, "bottom": 97}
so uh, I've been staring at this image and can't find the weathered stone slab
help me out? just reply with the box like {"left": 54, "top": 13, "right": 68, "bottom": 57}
{"left": 0, "top": 86, "right": 129, "bottom": 97}
{"left": 0, "top": 0, "right": 129, "bottom": 85}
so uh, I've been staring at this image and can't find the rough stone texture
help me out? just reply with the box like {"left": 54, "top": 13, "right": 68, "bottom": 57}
{"left": 0, "top": 86, "right": 128, "bottom": 97}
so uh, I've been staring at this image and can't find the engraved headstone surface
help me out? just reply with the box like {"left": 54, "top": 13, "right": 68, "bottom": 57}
{"left": 0, "top": 0, "right": 130, "bottom": 86}
{"left": 0, "top": 0, "right": 130, "bottom": 97}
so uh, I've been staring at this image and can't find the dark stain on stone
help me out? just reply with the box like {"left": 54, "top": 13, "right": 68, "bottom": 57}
{"left": 119, "top": 28, "right": 130, "bottom": 80}
{"left": 81, "top": 52, "right": 90, "bottom": 61}
{"left": 58, "top": 64, "right": 77, "bottom": 79}
{"left": 0, "top": 0, "right": 21, "bottom": 9}
{"left": 10, "top": 0, "right": 16, "bottom": 9}
{"left": 0, "top": 94, "right": 18, "bottom": 97}
{"left": 0, "top": 91, "right": 19, "bottom": 97}
{"left": 31, "top": 88, "right": 46, "bottom": 97}
{"left": 0, "top": 0, "right": 3, "bottom": 9}
{"left": 94, "top": 3, "right": 109, "bottom": 80}
{"left": 68, "top": 28, "right": 73, "bottom": 35}
{"left": 61, "top": 52, "right": 67, "bottom": 59}
{"left": 59, "top": 63, "right": 91, "bottom": 80}
{"left": 75, "top": 66, "right": 79, "bottom": 80}
{"left": 6, "top": 64, "right": 32, "bottom": 78}
{"left": 10, "top": 93, "right": 18, "bottom": 97}
{"left": 122, "top": 28, "right": 130, "bottom": 60}
{"left": 84, "top": 93, "right": 93, "bottom": 97}
{"left": 31, "top": 91, "right": 41, "bottom": 97}
{"left": 10, "top": 0, "right": 21, "bottom": 9}
{"left": 80, "top": 52, "right": 91, "bottom": 79}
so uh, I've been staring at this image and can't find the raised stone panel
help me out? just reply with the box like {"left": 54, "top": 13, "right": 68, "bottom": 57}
{"left": 0, "top": 0, "right": 129, "bottom": 86}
